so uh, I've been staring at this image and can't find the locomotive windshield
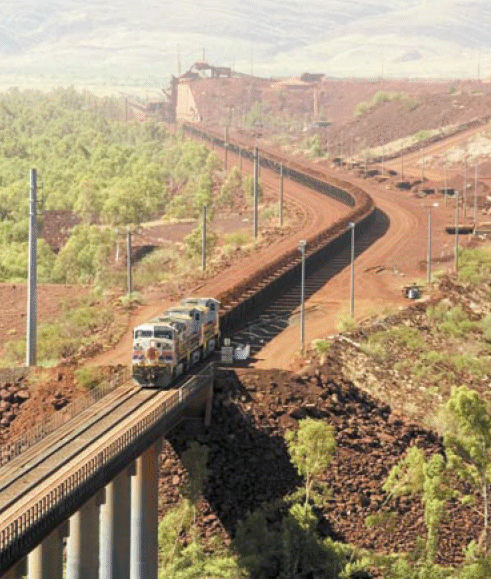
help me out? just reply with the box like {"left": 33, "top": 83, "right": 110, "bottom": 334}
{"left": 154, "top": 328, "right": 173, "bottom": 340}
{"left": 134, "top": 329, "right": 152, "bottom": 339}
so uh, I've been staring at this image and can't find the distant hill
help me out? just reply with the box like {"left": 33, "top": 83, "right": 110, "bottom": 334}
{"left": 1, "top": 0, "right": 491, "bottom": 90}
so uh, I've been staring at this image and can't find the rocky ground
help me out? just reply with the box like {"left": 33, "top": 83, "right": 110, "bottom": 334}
{"left": 153, "top": 269, "right": 491, "bottom": 570}
{"left": 1, "top": 267, "right": 489, "bottom": 571}
{"left": 0, "top": 367, "right": 84, "bottom": 443}
{"left": 4, "top": 79, "right": 491, "bottom": 571}
{"left": 159, "top": 348, "right": 478, "bottom": 569}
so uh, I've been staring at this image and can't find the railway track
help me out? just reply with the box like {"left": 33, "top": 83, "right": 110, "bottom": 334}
{"left": 1, "top": 125, "right": 382, "bottom": 573}
{"left": 0, "top": 383, "right": 150, "bottom": 514}
{"left": 231, "top": 208, "right": 389, "bottom": 355}
{"left": 0, "top": 363, "right": 214, "bottom": 572}
{"left": 182, "top": 123, "right": 376, "bottom": 338}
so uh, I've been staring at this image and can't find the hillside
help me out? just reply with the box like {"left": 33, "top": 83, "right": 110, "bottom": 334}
{"left": 2, "top": 0, "right": 491, "bottom": 90}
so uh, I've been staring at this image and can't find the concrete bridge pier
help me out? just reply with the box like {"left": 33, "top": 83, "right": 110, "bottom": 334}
{"left": 130, "top": 439, "right": 162, "bottom": 579}
{"left": 2, "top": 557, "right": 26, "bottom": 579}
{"left": 28, "top": 522, "right": 67, "bottom": 579}
{"left": 100, "top": 465, "right": 134, "bottom": 579}
{"left": 66, "top": 490, "right": 105, "bottom": 579}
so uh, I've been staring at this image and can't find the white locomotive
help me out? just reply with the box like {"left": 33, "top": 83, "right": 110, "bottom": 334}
{"left": 132, "top": 297, "right": 220, "bottom": 387}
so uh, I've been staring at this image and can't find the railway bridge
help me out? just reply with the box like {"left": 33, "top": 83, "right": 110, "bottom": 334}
{"left": 0, "top": 126, "right": 378, "bottom": 579}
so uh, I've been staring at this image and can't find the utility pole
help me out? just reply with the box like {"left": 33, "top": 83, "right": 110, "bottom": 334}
{"left": 401, "top": 142, "right": 404, "bottom": 181}
{"left": 350, "top": 222, "right": 355, "bottom": 318}
{"left": 455, "top": 192, "right": 460, "bottom": 273}
{"left": 427, "top": 203, "right": 438, "bottom": 285}
{"left": 126, "top": 230, "right": 132, "bottom": 295}
{"left": 202, "top": 205, "right": 207, "bottom": 271}
{"left": 444, "top": 162, "right": 448, "bottom": 208}
{"left": 279, "top": 163, "right": 284, "bottom": 227}
{"left": 26, "top": 168, "right": 38, "bottom": 367}
{"left": 253, "top": 147, "right": 259, "bottom": 238}
{"left": 238, "top": 148, "right": 243, "bottom": 173}
{"left": 463, "top": 156, "right": 467, "bottom": 220}
{"left": 381, "top": 145, "right": 385, "bottom": 176}
{"left": 474, "top": 162, "right": 478, "bottom": 229}
{"left": 299, "top": 240, "right": 307, "bottom": 355}
{"left": 224, "top": 126, "right": 228, "bottom": 172}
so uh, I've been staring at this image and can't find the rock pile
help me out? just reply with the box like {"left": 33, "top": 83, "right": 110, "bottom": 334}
{"left": 159, "top": 359, "right": 479, "bottom": 568}
{"left": 0, "top": 375, "right": 30, "bottom": 437}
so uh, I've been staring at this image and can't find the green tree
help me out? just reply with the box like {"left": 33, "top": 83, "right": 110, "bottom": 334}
{"left": 285, "top": 417, "right": 336, "bottom": 507}
{"left": 234, "top": 502, "right": 364, "bottom": 579}
{"left": 158, "top": 443, "right": 242, "bottom": 578}
{"left": 242, "top": 175, "right": 263, "bottom": 203}
{"left": 181, "top": 442, "right": 209, "bottom": 524}
{"left": 443, "top": 386, "right": 491, "bottom": 555}
{"left": 364, "top": 446, "right": 455, "bottom": 579}
{"left": 51, "top": 224, "right": 115, "bottom": 283}
{"left": 74, "top": 179, "right": 102, "bottom": 223}
{"left": 183, "top": 224, "right": 218, "bottom": 260}
{"left": 382, "top": 447, "right": 453, "bottom": 571}
{"left": 217, "top": 167, "right": 242, "bottom": 209}
{"left": 193, "top": 173, "right": 214, "bottom": 215}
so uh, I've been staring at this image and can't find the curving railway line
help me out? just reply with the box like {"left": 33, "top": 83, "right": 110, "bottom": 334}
{"left": 0, "top": 125, "right": 386, "bottom": 575}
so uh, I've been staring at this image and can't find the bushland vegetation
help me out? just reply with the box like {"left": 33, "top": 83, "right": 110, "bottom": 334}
{"left": 0, "top": 87, "right": 260, "bottom": 286}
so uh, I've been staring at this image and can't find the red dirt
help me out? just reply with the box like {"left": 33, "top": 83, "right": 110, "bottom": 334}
{"left": 0, "top": 284, "right": 91, "bottom": 358}
{"left": 3, "top": 81, "right": 491, "bottom": 569}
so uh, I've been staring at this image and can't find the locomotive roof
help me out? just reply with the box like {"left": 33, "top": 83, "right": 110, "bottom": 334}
{"left": 145, "top": 315, "right": 188, "bottom": 330}
{"left": 135, "top": 320, "right": 174, "bottom": 330}
{"left": 167, "top": 305, "right": 207, "bottom": 314}
{"left": 181, "top": 297, "right": 220, "bottom": 305}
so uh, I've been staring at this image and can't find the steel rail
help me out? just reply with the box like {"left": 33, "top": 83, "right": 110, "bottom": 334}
{"left": 0, "top": 366, "right": 131, "bottom": 466}
{"left": 0, "top": 364, "right": 213, "bottom": 573}
{"left": 1, "top": 126, "right": 377, "bottom": 573}
{"left": 0, "top": 383, "right": 147, "bottom": 510}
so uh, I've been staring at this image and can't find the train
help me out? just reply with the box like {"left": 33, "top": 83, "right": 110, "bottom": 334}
{"left": 132, "top": 297, "right": 221, "bottom": 387}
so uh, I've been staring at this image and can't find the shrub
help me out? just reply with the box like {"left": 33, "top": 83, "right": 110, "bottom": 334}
{"left": 458, "top": 247, "right": 491, "bottom": 284}
{"left": 415, "top": 129, "right": 433, "bottom": 142}
{"left": 404, "top": 96, "right": 419, "bottom": 111}
{"left": 74, "top": 366, "right": 106, "bottom": 390}
{"left": 337, "top": 312, "right": 356, "bottom": 333}
{"left": 369, "top": 326, "right": 424, "bottom": 351}
{"left": 223, "top": 230, "right": 253, "bottom": 248}
{"left": 133, "top": 248, "right": 175, "bottom": 288}
{"left": 183, "top": 225, "right": 218, "bottom": 260}
{"left": 427, "top": 303, "right": 476, "bottom": 338}
{"left": 354, "top": 92, "right": 405, "bottom": 117}
{"left": 1, "top": 299, "right": 115, "bottom": 366}
{"left": 312, "top": 339, "right": 331, "bottom": 355}
{"left": 118, "top": 292, "right": 145, "bottom": 309}
{"left": 481, "top": 315, "right": 491, "bottom": 343}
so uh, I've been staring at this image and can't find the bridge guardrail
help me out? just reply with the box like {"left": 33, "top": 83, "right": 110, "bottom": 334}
{"left": 0, "top": 363, "right": 213, "bottom": 573}
{"left": 0, "top": 366, "right": 131, "bottom": 467}
{"left": 0, "top": 124, "right": 376, "bottom": 572}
